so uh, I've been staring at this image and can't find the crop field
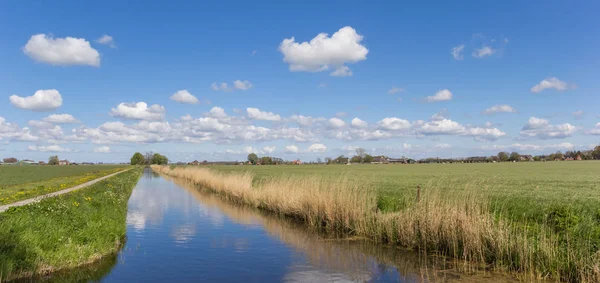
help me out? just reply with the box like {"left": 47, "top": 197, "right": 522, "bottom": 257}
{"left": 0, "top": 165, "right": 129, "bottom": 205}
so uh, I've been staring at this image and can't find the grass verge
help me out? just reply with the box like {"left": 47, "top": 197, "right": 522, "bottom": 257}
{"left": 153, "top": 165, "right": 600, "bottom": 282}
{"left": 0, "top": 167, "right": 141, "bottom": 281}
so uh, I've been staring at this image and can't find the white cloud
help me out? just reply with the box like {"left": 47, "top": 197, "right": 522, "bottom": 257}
{"left": 28, "top": 145, "right": 71, "bottom": 152}
{"left": 330, "top": 66, "right": 352, "bottom": 77}
{"left": 483, "top": 104, "right": 517, "bottom": 115}
{"left": 290, "top": 115, "right": 323, "bottom": 127}
{"left": 94, "top": 146, "right": 111, "bottom": 153}
{"left": 425, "top": 89, "right": 453, "bottom": 102}
{"left": 431, "top": 109, "right": 449, "bottom": 121}
{"left": 43, "top": 114, "right": 78, "bottom": 124}
{"left": 483, "top": 143, "right": 575, "bottom": 152}
{"left": 263, "top": 146, "right": 276, "bottom": 154}
{"left": 23, "top": 34, "right": 100, "bottom": 67}
{"left": 279, "top": 26, "right": 368, "bottom": 76}
{"left": 530, "top": 77, "right": 571, "bottom": 93}
{"left": 233, "top": 80, "right": 253, "bottom": 90}
{"left": 10, "top": 89, "right": 63, "bottom": 111}
{"left": 388, "top": 87, "right": 404, "bottom": 94}
{"left": 451, "top": 44, "right": 465, "bottom": 60}
{"left": 572, "top": 110, "right": 584, "bottom": 119}
{"left": 472, "top": 46, "right": 495, "bottom": 58}
{"left": 520, "top": 117, "right": 577, "bottom": 139}
{"left": 96, "top": 34, "right": 116, "bottom": 48}
{"left": 109, "top": 102, "right": 165, "bottom": 121}
{"left": 351, "top": 118, "right": 368, "bottom": 128}
{"left": 206, "top": 107, "right": 228, "bottom": 118}
{"left": 285, "top": 145, "right": 299, "bottom": 153}
{"left": 586, "top": 122, "right": 600, "bottom": 135}
{"left": 377, "top": 117, "right": 411, "bottom": 131}
{"left": 170, "top": 90, "right": 199, "bottom": 104}
{"left": 247, "top": 108, "right": 281, "bottom": 121}
{"left": 327, "top": 117, "right": 346, "bottom": 128}
{"left": 307, "top": 143, "right": 327, "bottom": 153}
{"left": 212, "top": 80, "right": 253, "bottom": 92}
{"left": 211, "top": 82, "right": 231, "bottom": 92}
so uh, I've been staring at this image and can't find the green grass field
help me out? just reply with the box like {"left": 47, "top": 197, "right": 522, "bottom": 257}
{"left": 210, "top": 161, "right": 600, "bottom": 216}
{"left": 0, "top": 167, "right": 141, "bottom": 281}
{"left": 0, "top": 165, "right": 128, "bottom": 205}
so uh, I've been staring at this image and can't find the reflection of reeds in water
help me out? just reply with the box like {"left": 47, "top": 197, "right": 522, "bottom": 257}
{"left": 153, "top": 165, "right": 598, "bottom": 282}
{"left": 163, "top": 174, "right": 516, "bottom": 282}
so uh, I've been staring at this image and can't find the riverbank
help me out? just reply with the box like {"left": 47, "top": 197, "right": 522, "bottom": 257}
{"left": 0, "top": 167, "right": 142, "bottom": 281}
{"left": 152, "top": 165, "right": 600, "bottom": 282}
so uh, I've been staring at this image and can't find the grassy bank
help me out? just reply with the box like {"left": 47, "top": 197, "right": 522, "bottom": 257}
{"left": 153, "top": 165, "right": 600, "bottom": 282}
{"left": 0, "top": 165, "right": 129, "bottom": 205}
{"left": 0, "top": 167, "right": 141, "bottom": 281}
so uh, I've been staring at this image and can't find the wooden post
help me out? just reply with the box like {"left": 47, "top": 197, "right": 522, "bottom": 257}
{"left": 416, "top": 185, "right": 421, "bottom": 202}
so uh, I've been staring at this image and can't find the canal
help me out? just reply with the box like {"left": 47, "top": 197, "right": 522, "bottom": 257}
{"left": 38, "top": 169, "right": 514, "bottom": 282}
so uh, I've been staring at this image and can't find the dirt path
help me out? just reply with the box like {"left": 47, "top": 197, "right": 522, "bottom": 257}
{"left": 0, "top": 168, "right": 131, "bottom": 213}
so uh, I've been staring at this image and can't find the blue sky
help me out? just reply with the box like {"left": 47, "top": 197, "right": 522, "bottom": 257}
{"left": 0, "top": 0, "right": 599, "bottom": 163}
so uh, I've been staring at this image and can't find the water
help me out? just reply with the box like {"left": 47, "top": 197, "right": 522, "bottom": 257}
{"left": 37, "top": 169, "right": 515, "bottom": 282}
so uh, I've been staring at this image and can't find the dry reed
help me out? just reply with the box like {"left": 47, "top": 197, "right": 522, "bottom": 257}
{"left": 152, "top": 165, "right": 599, "bottom": 282}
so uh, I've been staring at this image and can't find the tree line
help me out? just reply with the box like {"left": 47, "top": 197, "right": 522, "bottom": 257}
{"left": 130, "top": 152, "right": 168, "bottom": 165}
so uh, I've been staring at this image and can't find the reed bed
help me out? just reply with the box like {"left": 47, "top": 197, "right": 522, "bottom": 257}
{"left": 152, "top": 165, "right": 600, "bottom": 282}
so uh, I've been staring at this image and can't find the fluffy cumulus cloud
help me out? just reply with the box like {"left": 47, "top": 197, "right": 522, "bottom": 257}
{"left": 307, "top": 143, "right": 327, "bottom": 153}
{"left": 10, "top": 89, "right": 63, "bottom": 111}
{"left": 483, "top": 143, "right": 574, "bottom": 152}
{"left": 279, "top": 26, "right": 368, "bottom": 76}
{"left": 247, "top": 108, "right": 281, "bottom": 121}
{"left": 233, "top": 80, "right": 253, "bottom": 90}
{"left": 530, "top": 77, "right": 571, "bottom": 93}
{"left": 96, "top": 34, "right": 116, "bottom": 48}
{"left": 483, "top": 104, "right": 517, "bottom": 115}
{"left": 425, "top": 89, "right": 453, "bottom": 102}
{"left": 472, "top": 46, "right": 495, "bottom": 58}
{"left": 451, "top": 44, "right": 465, "bottom": 60}
{"left": 94, "top": 146, "right": 111, "bottom": 153}
{"left": 43, "top": 114, "right": 78, "bottom": 123}
{"left": 23, "top": 34, "right": 100, "bottom": 67}
{"left": 377, "top": 117, "right": 411, "bottom": 131}
{"left": 519, "top": 117, "right": 577, "bottom": 139}
{"left": 0, "top": 117, "right": 39, "bottom": 142}
{"left": 351, "top": 118, "right": 368, "bottom": 128}
{"left": 327, "top": 118, "right": 346, "bottom": 128}
{"left": 170, "top": 90, "right": 199, "bottom": 104}
{"left": 262, "top": 146, "right": 276, "bottom": 154}
{"left": 110, "top": 102, "right": 165, "bottom": 121}
{"left": 28, "top": 145, "right": 71, "bottom": 152}
{"left": 586, "top": 122, "right": 600, "bottom": 135}
{"left": 285, "top": 145, "right": 299, "bottom": 153}
{"left": 212, "top": 80, "right": 253, "bottom": 91}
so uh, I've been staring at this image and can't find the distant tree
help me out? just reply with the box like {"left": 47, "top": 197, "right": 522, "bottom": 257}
{"left": 324, "top": 157, "right": 333, "bottom": 164}
{"left": 48, "top": 155, "right": 59, "bottom": 165}
{"left": 509, "top": 152, "right": 520, "bottom": 161}
{"left": 533, "top": 156, "right": 541, "bottom": 161}
{"left": 247, "top": 153, "right": 258, "bottom": 165}
{"left": 151, "top": 153, "right": 168, "bottom": 165}
{"left": 355, "top": 148, "right": 366, "bottom": 160}
{"left": 497, "top": 152, "right": 509, "bottom": 162}
{"left": 593, "top": 146, "right": 600, "bottom": 160}
{"left": 144, "top": 152, "right": 154, "bottom": 165}
{"left": 130, "top": 152, "right": 145, "bottom": 165}
{"left": 554, "top": 151, "right": 564, "bottom": 160}
{"left": 350, "top": 155, "right": 362, "bottom": 163}
{"left": 260, "top": 156, "right": 273, "bottom": 165}
{"left": 334, "top": 155, "right": 347, "bottom": 164}
{"left": 3, "top": 157, "right": 17, "bottom": 163}
{"left": 363, "top": 154, "right": 374, "bottom": 163}
{"left": 316, "top": 157, "right": 322, "bottom": 164}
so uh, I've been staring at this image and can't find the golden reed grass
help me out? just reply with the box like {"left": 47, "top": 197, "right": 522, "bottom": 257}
{"left": 152, "top": 165, "right": 599, "bottom": 282}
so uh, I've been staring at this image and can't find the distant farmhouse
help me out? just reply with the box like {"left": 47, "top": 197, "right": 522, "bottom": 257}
{"left": 59, "top": 160, "right": 70, "bottom": 166}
